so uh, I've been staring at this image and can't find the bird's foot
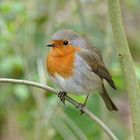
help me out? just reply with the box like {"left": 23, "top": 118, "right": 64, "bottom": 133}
{"left": 76, "top": 95, "right": 89, "bottom": 115}
{"left": 76, "top": 103, "right": 86, "bottom": 115}
{"left": 58, "top": 91, "right": 67, "bottom": 104}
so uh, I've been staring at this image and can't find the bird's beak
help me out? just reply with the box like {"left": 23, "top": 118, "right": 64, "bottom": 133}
{"left": 46, "top": 42, "right": 55, "bottom": 47}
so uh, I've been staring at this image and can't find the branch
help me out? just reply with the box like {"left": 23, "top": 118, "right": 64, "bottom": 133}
{"left": 108, "top": 0, "right": 140, "bottom": 140}
{"left": 0, "top": 78, "right": 118, "bottom": 140}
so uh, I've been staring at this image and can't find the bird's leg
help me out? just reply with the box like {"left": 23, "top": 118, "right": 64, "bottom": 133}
{"left": 58, "top": 91, "right": 67, "bottom": 104}
{"left": 76, "top": 94, "right": 89, "bottom": 115}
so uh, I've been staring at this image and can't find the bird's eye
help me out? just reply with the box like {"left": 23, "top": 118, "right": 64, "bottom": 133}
{"left": 63, "top": 40, "right": 68, "bottom": 45}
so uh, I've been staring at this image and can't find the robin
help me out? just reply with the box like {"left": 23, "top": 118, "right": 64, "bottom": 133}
{"left": 46, "top": 29, "right": 118, "bottom": 113}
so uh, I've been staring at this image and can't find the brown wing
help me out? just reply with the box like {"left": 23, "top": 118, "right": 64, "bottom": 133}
{"left": 78, "top": 49, "right": 117, "bottom": 90}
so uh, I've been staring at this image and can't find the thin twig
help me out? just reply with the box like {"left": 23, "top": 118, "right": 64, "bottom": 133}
{"left": 0, "top": 78, "right": 118, "bottom": 140}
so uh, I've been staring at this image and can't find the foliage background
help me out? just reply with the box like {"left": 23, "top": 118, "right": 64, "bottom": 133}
{"left": 0, "top": 0, "right": 140, "bottom": 140}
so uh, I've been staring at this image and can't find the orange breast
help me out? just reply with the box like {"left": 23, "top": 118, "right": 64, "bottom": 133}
{"left": 46, "top": 45, "right": 79, "bottom": 78}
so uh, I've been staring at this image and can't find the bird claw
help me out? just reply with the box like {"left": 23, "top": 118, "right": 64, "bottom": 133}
{"left": 76, "top": 103, "right": 86, "bottom": 115}
{"left": 58, "top": 91, "right": 67, "bottom": 104}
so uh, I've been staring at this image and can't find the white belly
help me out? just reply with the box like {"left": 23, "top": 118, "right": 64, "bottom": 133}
{"left": 50, "top": 54, "right": 102, "bottom": 95}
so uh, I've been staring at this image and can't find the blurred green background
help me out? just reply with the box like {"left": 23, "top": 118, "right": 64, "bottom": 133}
{"left": 0, "top": 0, "right": 140, "bottom": 140}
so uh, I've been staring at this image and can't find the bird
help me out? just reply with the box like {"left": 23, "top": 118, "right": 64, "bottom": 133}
{"left": 46, "top": 29, "right": 118, "bottom": 113}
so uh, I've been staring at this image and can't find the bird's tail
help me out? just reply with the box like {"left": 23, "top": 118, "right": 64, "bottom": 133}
{"left": 100, "top": 84, "right": 118, "bottom": 111}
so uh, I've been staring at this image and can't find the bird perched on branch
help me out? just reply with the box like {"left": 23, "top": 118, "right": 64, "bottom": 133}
{"left": 46, "top": 29, "right": 118, "bottom": 113}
